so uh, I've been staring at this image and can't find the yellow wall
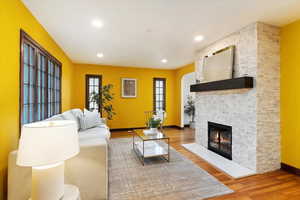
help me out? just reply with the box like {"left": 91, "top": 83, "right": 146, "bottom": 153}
{"left": 73, "top": 64, "right": 181, "bottom": 129}
{"left": 174, "top": 63, "right": 195, "bottom": 126}
{"left": 73, "top": 63, "right": 194, "bottom": 129}
{"left": 0, "top": 0, "right": 75, "bottom": 199}
{"left": 281, "top": 19, "right": 300, "bottom": 169}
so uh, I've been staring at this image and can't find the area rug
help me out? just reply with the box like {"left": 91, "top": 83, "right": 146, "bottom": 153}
{"left": 108, "top": 138, "right": 233, "bottom": 200}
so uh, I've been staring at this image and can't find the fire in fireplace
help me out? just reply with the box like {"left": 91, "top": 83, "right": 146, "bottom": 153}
{"left": 208, "top": 122, "right": 232, "bottom": 160}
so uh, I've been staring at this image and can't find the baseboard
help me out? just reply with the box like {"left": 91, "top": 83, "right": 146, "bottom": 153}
{"left": 184, "top": 124, "right": 190, "bottom": 128}
{"left": 281, "top": 163, "right": 300, "bottom": 176}
{"left": 110, "top": 127, "right": 146, "bottom": 132}
{"left": 110, "top": 125, "right": 183, "bottom": 132}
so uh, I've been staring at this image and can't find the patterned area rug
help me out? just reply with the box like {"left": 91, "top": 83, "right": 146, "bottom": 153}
{"left": 108, "top": 138, "right": 233, "bottom": 200}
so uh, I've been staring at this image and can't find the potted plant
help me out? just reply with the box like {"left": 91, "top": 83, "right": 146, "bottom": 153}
{"left": 148, "top": 115, "right": 162, "bottom": 133}
{"left": 90, "top": 84, "right": 116, "bottom": 120}
{"left": 184, "top": 95, "right": 195, "bottom": 129}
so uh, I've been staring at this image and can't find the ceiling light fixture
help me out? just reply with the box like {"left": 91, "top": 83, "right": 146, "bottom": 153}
{"left": 161, "top": 59, "right": 168, "bottom": 63}
{"left": 194, "top": 35, "right": 204, "bottom": 42}
{"left": 91, "top": 19, "right": 103, "bottom": 28}
{"left": 97, "top": 53, "right": 104, "bottom": 58}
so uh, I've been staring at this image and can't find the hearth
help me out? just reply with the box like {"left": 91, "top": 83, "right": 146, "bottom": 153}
{"left": 208, "top": 122, "right": 232, "bottom": 160}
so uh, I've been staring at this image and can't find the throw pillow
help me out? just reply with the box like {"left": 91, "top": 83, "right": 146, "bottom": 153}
{"left": 61, "top": 109, "right": 82, "bottom": 131}
{"left": 80, "top": 109, "right": 104, "bottom": 130}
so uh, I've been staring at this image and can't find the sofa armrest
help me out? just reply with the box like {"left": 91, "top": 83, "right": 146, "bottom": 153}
{"left": 66, "top": 139, "right": 108, "bottom": 200}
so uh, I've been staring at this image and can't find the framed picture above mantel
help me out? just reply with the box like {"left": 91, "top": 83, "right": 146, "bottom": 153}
{"left": 121, "top": 78, "right": 137, "bottom": 98}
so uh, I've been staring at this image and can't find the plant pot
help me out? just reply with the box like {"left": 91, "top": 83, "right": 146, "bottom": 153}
{"left": 189, "top": 121, "right": 195, "bottom": 129}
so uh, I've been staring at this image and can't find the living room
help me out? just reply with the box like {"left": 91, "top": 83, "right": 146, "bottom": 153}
{"left": 1, "top": 0, "right": 300, "bottom": 199}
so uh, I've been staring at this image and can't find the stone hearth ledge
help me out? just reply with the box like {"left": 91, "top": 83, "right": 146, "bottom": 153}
{"left": 182, "top": 143, "right": 256, "bottom": 179}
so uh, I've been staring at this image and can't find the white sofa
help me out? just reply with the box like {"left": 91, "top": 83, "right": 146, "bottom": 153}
{"left": 7, "top": 109, "right": 110, "bottom": 200}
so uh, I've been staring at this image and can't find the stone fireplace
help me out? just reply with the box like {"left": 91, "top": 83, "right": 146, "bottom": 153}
{"left": 208, "top": 122, "right": 232, "bottom": 160}
{"left": 193, "top": 22, "right": 280, "bottom": 174}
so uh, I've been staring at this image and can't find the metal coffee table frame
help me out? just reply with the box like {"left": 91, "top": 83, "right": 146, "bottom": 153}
{"left": 132, "top": 129, "right": 170, "bottom": 165}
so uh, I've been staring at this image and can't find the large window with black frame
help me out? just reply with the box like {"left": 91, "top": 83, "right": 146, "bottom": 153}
{"left": 153, "top": 78, "right": 166, "bottom": 111}
{"left": 86, "top": 75, "right": 102, "bottom": 112}
{"left": 20, "top": 30, "right": 62, "bottom": 126}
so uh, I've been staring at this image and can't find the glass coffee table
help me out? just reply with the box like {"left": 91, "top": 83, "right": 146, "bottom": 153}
{"left": 132, "top": 129, "right": 170, "bottom": 165}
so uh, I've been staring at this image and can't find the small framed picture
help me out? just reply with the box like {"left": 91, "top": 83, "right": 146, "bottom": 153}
{"left": 121, "top": 78, "right": 137, "bottom": 98}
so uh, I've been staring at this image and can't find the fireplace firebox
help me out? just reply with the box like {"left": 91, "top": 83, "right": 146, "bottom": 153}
{"left": 208, "top": 122, "right": 232, "bottom": 160}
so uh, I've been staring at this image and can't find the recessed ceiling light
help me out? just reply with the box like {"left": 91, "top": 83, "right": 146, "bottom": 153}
{"left": 91, "top": 19, "right": 103, "bottom": 28}
{"left": 161, "top": 59, "right": 168, "bottom": 63}
{"left": 97, "top": 53, "right": 104, "bottom": 58}
{"left": 194, "top": 35, "right": 204, "bottom": 42}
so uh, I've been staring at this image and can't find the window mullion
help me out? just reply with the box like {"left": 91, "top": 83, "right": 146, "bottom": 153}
{"left": 27, "top": 44, "right": 31, "bottom": 123}
{"left": 34, "top": 48, "right": 38, "bottom": 122}
{"left": 45, "top": 58, "right": 49, "bottom": 119}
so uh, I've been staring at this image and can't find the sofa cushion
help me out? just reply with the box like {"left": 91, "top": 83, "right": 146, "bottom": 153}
{"left": 79, "top": 109, "right": 104, "bottom": 130}
{"left": 79, "top": 125, "right": 110, "bottom": 141}
{"left": 61, "top": 109, "right": 83, "bottom": 130}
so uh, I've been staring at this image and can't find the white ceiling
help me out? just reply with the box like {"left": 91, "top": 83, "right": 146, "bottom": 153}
{"left": 22, "top": 0, "right": 300, "bottom": 69}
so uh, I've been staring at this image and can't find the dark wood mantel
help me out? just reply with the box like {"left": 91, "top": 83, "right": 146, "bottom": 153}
{"left": 190, "top": 77, "right": 254, "bottom": 92}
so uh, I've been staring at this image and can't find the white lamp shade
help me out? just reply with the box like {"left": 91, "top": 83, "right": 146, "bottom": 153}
{"left": 17, "top": 120, "right": 79, "bottom": 167}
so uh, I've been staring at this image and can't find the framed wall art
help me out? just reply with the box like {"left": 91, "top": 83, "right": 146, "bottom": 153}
{"left": 121, "top": 78, "right": 137, "bottom": 98}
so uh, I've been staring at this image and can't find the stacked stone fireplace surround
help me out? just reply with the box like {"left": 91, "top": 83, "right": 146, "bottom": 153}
{"left": 195, "top": 22, "right": 280, "bottom": 173}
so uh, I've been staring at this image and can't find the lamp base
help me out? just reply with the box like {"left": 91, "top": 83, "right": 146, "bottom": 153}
{"left": 29, "top": 184, "right": 80, "bottom": 200}
{"left": 31, "top": 162, "right": 64, "bottom": 200}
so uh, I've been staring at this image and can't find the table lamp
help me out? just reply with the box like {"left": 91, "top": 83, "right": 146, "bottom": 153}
{"left": 17, "top": 120, "right": 79, "bottom": 200}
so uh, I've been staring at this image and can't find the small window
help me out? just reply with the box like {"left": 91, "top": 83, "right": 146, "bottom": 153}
{"left": 20, "top": 30, "right": 62, "bottom": 126}
{"left": 153, "top": 78, "right": 166, "bottom": 111}
{"left": 86, "top": 75, "right": 102, "bottom": 112}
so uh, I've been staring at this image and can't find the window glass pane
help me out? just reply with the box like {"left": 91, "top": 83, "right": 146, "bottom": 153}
{"left": 29, "top": 104, "right": 33, "bottom": 122}
{"left": 42, "top": 72, "right": 45, "bottom": 87}
{"left": 94, "top": 86, "right": 99, "bottom": 93}
{"left": 23, "top": 64, "right": 29, "bottom": 84}
{"left": 23, "top": 105, "right": 29, "bottom": 124}
{"left": 159, "top": 88, "right": 163, "bottom": 94}
{"left": 23, "top": 44, "right": 29, "bottom": 64}
{"left": 47, "top": 103, "right": 50, "bottom": 117}
{"left": 37, "top": 70, "right": 41, "bottom": 87}
{"left": 57, "top": 92, "right": 60, "bottom": 102}
{"left": 41, "top": 103, "right": 45, "bottom": 118}
{"left": 47, "top": 75, "right": 50, "bottom": 89}
{"left": 156, "top": 87, "right": 160, "bottom": 94}
{"left": 29, "top": 47, "right": 35, "bottom": 66}
{"left": 30, "top": 67, "right": 35, "bottom": 83}
{"left": 38, "top": 54, "right": 41, "bottom": 69}
{"left": 48, "top": 89, "right": 51, "bottom": 103}
{"left": 37, "top": 87, "right": 41, "bottom": 103}
{"left": 23, "top": 85, "right": 29, "bottom": 104}
{"left": 29, "top": 86, "right": 34, "bottom": 104}
{"left": 89, "top": 79, "right": 94, "bottom": 85}
{"left": 57, "top": 78, "right": 60, "bottom": 89}
{"left": 41, "top": 89, "right": 45, "bottom": 103}
{"left": 42, "top": 57, "right": 46, "bottom": 71}
{"left": 37, "top": 104, "right": 41, "bottom": 121}
{"left": 156, "top": 81, "right": 160, "bottom": 87}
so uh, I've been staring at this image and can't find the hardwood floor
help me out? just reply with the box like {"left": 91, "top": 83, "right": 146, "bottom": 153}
{"left": 111, "top": 128, "right": 300, "bottom": 200}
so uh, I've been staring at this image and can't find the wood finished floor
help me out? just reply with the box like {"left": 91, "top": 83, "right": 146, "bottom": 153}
{"left": 111, "top": 128, "right": 300, "bottom": 200}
